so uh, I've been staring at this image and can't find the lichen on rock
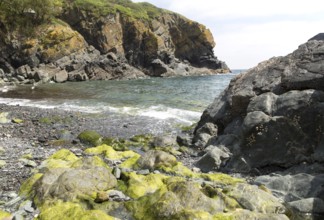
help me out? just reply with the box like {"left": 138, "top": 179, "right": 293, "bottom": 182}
{"left": 36, "top": 201, "right": 115, "bottom": 220}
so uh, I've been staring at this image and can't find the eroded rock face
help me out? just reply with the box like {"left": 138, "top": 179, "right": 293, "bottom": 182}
{"left": 0, "top": 2, "right": 229, "bottom": 84}
{"left": 194, "top": 36, "right": 324, "bottom": 173}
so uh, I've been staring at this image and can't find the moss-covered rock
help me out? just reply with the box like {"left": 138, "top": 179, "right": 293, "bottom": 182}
{"left": 78, "top": 130, "right": 102, "bottom": 146}
{"left": 137, "top": 150, "right": 177, "bottom": 170}
{"left": 85, "top": 144, "right": 139, "bottom": 161}
{"left": 213, "top": 210, "right": 289, "bottom": 220}
{"left": 122, "top": 172, "right": 167, "bottom": 199}
{"left": 0, "top": 112, "right": 10, "bottom": 124}
{"left": 19, "top": 173, "right": 43, "bottom": 198}
{"left": 159, "top": 162, "right": 196, "bottom": 177}
{"left": 200, "top": 173, "right": 245, "bottom": 186}
{"left": 0, "top": 209, "right": 12, "bottom": 219}
{"left": 119, "top": 154, "right": 141, "bottom": 169}
{"left": 0, "top": 160, "right": 6, "bottom": 168}
{"left": 35, "top": 165, "right": 117, "bottom": 204}
{"left": 37, "top": 201, "right": 115, "bottom": 220}
{"left": 227, "top": 183, "right": 287, "bottom": 214}
{"left": 12, "top": 118, "right": 23, "bottom": 124}
{"left": 126, "top": 177, "right": 227, "bottom": 220}
{"left": 40, "top": 149, "right": 79, "bottom": 169}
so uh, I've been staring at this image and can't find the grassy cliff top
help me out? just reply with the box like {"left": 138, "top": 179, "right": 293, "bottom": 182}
{"left": 66, "top": 0, "right": 168, "bottom": 20}
{"left": 0, "top": 0, "right": 168, "bottom": 31}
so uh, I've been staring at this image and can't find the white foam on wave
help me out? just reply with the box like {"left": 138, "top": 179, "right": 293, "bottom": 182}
{"left": 0, "top": 97, "right": 201, "bottom": 123}
{"left": 138, "top": 105, "right": 201, "bottom": 124}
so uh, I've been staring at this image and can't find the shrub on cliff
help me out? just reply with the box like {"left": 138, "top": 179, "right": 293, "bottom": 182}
{"left": 0, "top": 0, "right": 62, "bottom": 29}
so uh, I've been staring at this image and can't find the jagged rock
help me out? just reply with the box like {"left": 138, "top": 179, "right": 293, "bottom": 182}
{"left": 195, "top": 145, "right": 232, "bottom": 172}
{"left": 194, "top": 35, "right": 324, "bottom": 173}
{"left": 309, "top": 33, "right": 324, "bottom": 41}
{"left": 150, "top": 59, "right": 175, "bottom": 76}
{"left": 16, "top": 65, "right": 31, "bottom": 79}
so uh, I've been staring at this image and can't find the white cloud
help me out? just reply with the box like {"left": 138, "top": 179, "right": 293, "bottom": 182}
{"left": 133, "top": 0, "right": 324, "bottom": 69}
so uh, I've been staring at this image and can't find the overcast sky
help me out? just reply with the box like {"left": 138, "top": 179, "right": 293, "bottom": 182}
{"left": 132, "top": 0, "right": 324, "bottom": 69}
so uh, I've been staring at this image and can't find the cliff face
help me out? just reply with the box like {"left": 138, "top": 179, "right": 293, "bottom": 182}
{"left": 0, "top": 0, "right": 229, "bottom": 84}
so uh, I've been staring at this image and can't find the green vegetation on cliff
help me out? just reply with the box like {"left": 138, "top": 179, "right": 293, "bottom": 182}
{"left": 0, "top": 0, "right": 62, "bottom": 29}
{"left": 0, "top": 0, "right": 166, "bottom": 30}
{"left": 70, "top": 0, "right": 166, "bottom": 20}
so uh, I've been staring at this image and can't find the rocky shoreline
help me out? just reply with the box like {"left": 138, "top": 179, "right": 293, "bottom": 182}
{"left": 0, "top": 103, "right": 291, "bottom": 220}
{"left": 0, "top": 103, "right": 188, "bottom": 218}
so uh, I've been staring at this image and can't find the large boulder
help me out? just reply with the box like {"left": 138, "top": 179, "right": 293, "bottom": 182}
{"left": 194, "top": 35, "right": 324, "bottom": 173}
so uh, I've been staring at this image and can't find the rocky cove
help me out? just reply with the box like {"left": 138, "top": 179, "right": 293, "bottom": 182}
{"left": 0, "top": 1, "right": 324, "bottom": 220}
{"left": 1, "top": 36, "right": 324, "bottom": 219}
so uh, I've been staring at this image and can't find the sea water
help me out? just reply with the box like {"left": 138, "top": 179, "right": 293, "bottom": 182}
{"left": 0, "top": 70, "right": 243, "bottom": 124}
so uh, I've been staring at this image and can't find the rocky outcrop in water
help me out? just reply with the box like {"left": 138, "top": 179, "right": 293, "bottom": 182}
{"left": 0, "top": 0, "right": 229, "bottom": 85}
{"left": 193, "top": 34, "right": 324, "bottom": 219}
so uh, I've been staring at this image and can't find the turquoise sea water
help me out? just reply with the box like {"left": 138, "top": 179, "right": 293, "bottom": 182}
{"left": 0, "top": 70, "right": 243, "bottom": 124}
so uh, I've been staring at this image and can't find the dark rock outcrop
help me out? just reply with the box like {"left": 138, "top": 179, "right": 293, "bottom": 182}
{"left": 0, "top": 1, "right": 229, "bottom": 85}
{"left": 193, "top": 34, "right": 324, "bottom": 219}
{"left": 194, "top": 36, "right": 324, "bottom": 172}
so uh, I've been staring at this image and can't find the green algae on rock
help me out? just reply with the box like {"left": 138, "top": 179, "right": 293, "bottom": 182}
{"left": 36, "top": 201, "right": 116, "bottom": 220}
{"left": 15, "top": 137, "right": 289, "bottom": 220}
{"left": 19, "top": 173, "right": 44, "bottom": 198}
{"left": 78, "top": 130, "right": 103, "bottom": 146}
{"left": 126, "top": 177, "right": 225, "bottom": 220}
{"left": 137, "top": 150, "right": 177, "bottom": 170}
{"left": 85, "top": 144, "right": 140, "bottom": 160}
{"left": 0, "top": 210, "right": 11, "bottom": 219}
{"left": 122, "top": 172, "right": 167, "bottom": 199}
{"left": 35, "top": 163, "right": 117, "bottom": 204}
{"left": 40, "top": 149, "right": 79, "bottom": 169}
{"left": 227, "top": 183, "right": 287, "bottom": 214}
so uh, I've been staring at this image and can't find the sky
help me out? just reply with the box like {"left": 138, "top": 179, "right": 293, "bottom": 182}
{"left": 132, "top": 0, "right": 324, "bottom": 69}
